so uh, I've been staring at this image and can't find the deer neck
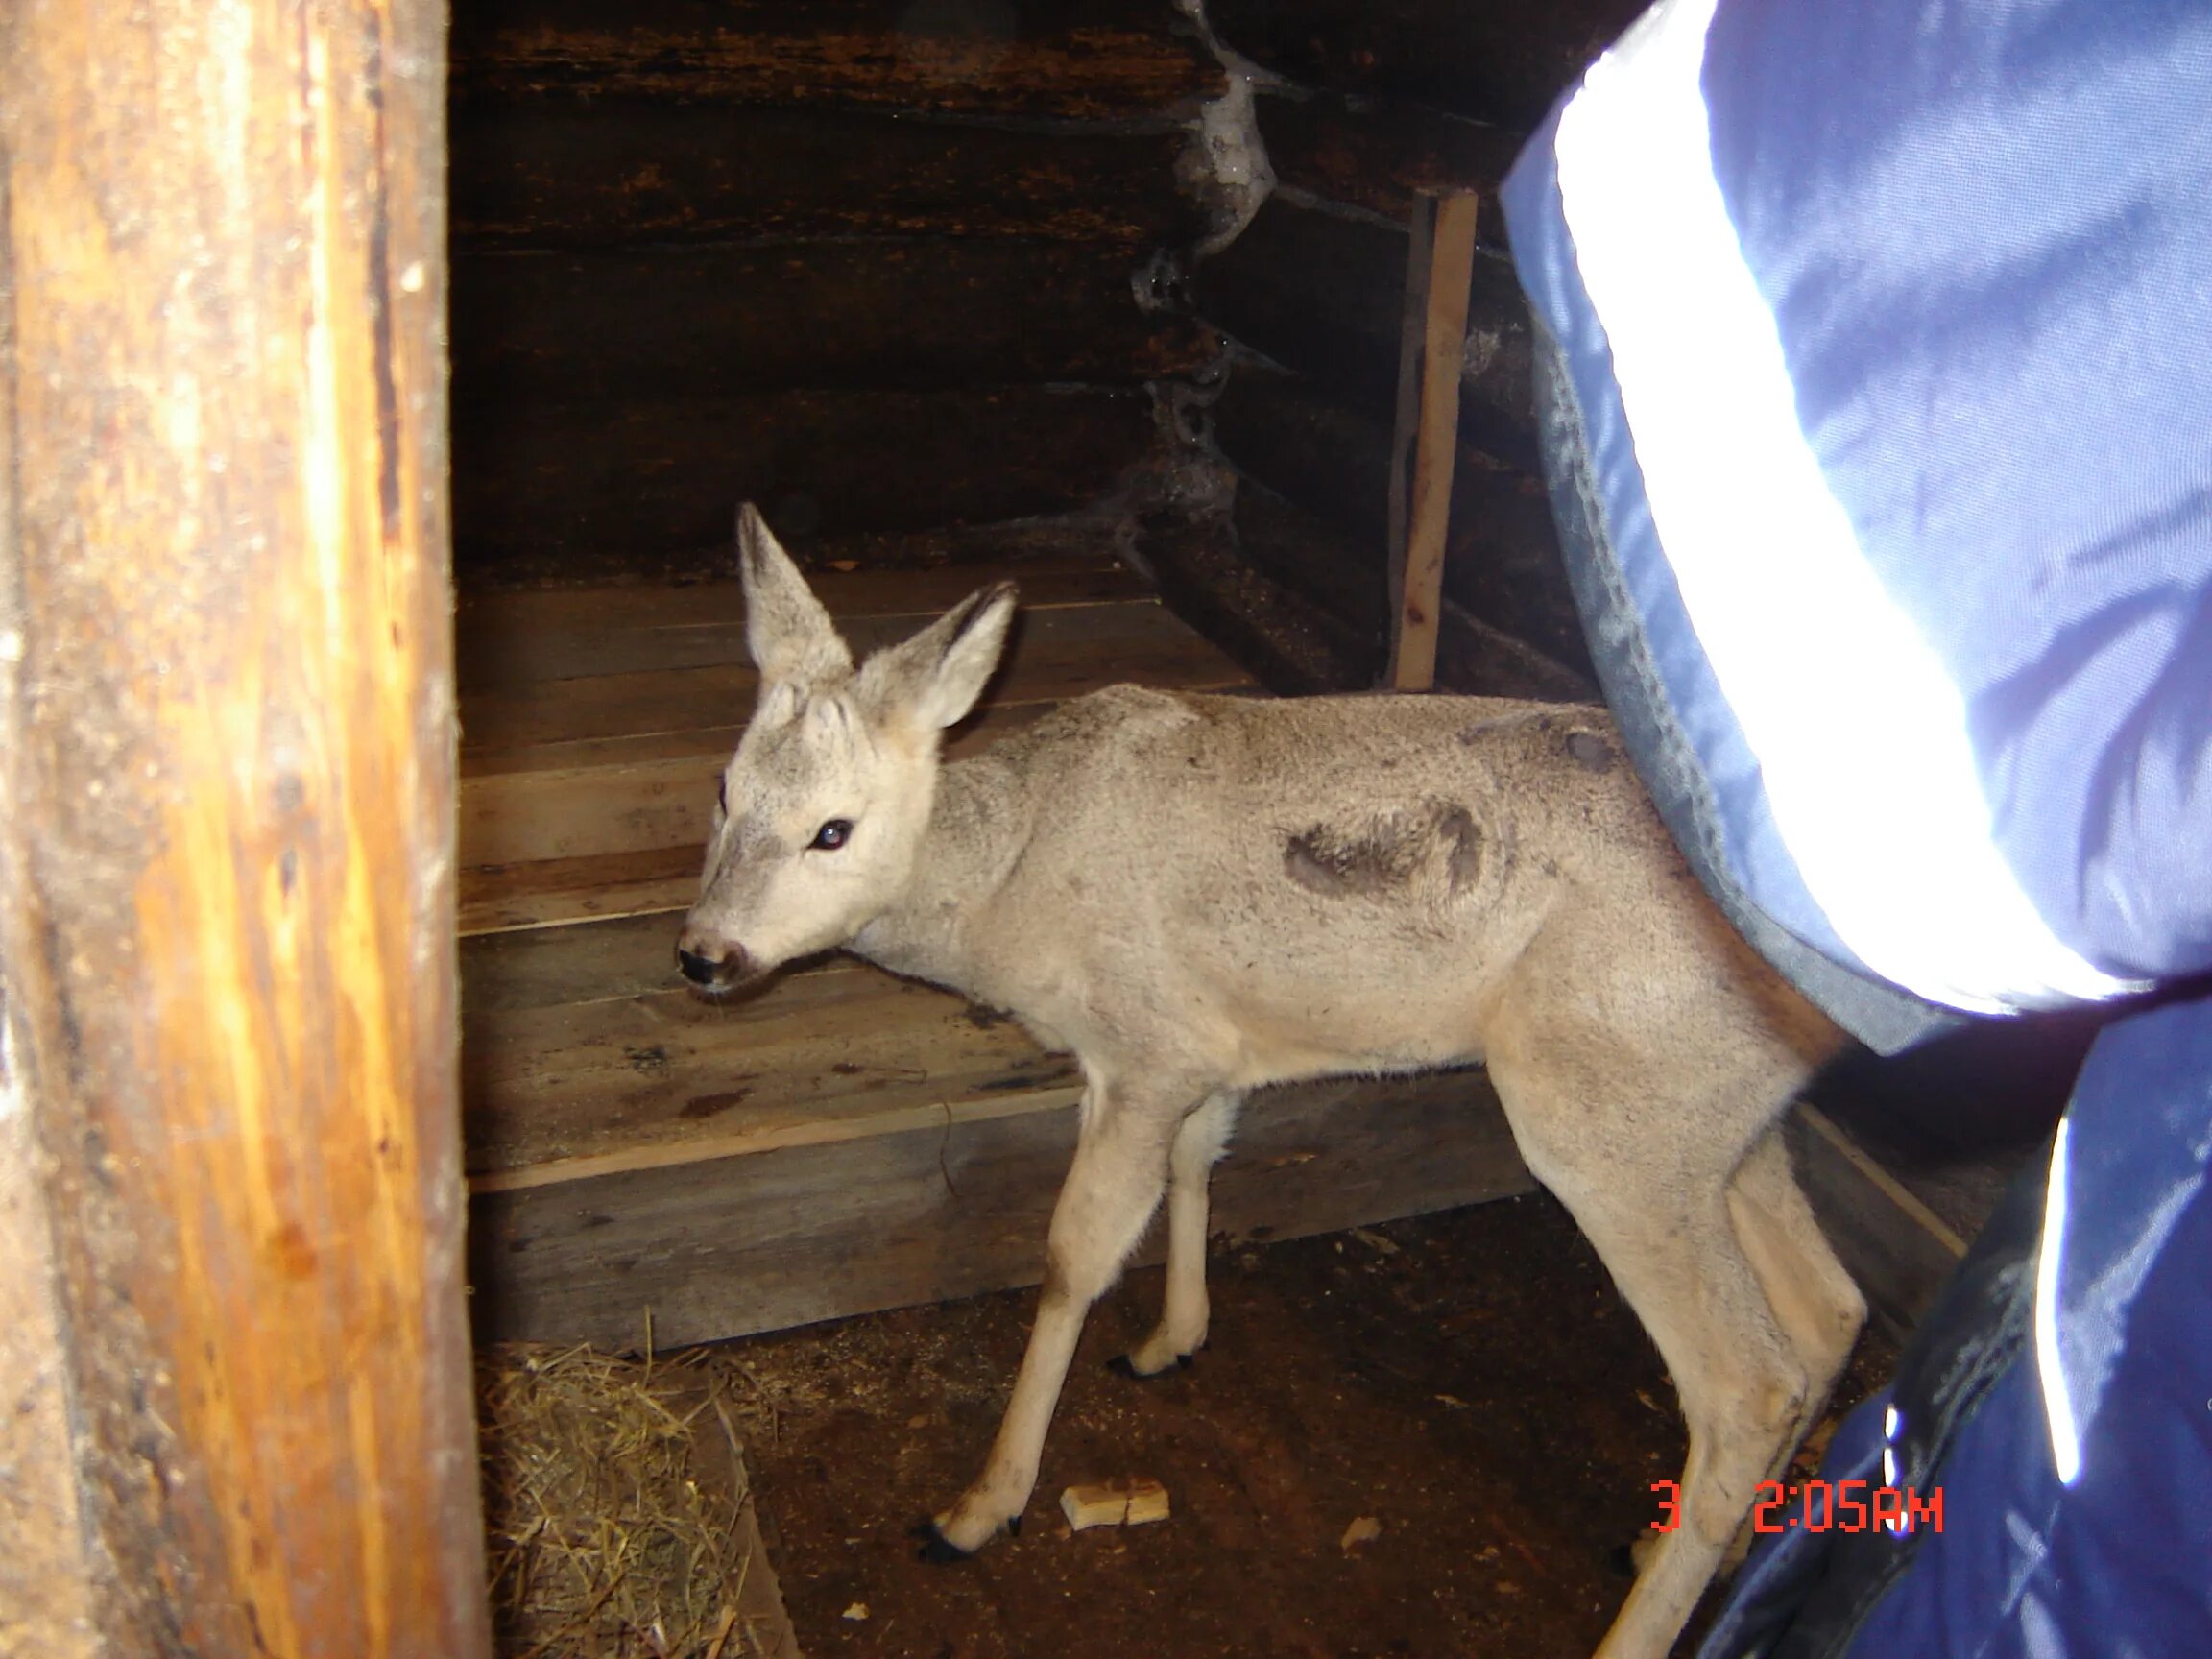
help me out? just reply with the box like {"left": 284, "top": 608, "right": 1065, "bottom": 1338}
{"left": 847, "top": 751, "right": 1031, "bottom": 997}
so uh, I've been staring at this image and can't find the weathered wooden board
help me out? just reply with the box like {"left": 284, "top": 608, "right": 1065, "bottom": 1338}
{"left": 465, "top": 960, "right": 1082, "bottom": 1181}
{"left": 1209, "top": 0, "right": 1644, "bottom": 132}
{"left": 450, "top": 97, "right": 1209, "bottom": 249}
{"left": 452, "top": 241, "right": 1217, "bottom": 405}
{"left": 460, "top": 577, "right": 1172, "bottom": 696}
{"left": 0, "top": 0, "right": 488, "bottom": 1648}
{"left": 450, "top": 0, "right": 1224, "bottom": 119}
{"left": 452, "top": 387, "right": 1156, "bottom": 570}
{"left": 1195, "top": 197, "right": 1538, "bottom": 468}
{"left": 458, "top": 560, "right": 1151, "bottom": 693}
{"left": 468, "top": 1068, "right": 1533, "bottom": 1348}
{"left": 461, "top": 845, "right": 709, "bottom": 939}
{"left": 460, "top": 701, "right": 1074, "bottom": 875}
{"left": 1390, "top": 189, "right": 1480, "bottom": 692}
{"left": 1260, "top": 90, "right": 1521, "bottom": 242}
{"left": 458, "top": 597, "right": 1249, "bottom": 755}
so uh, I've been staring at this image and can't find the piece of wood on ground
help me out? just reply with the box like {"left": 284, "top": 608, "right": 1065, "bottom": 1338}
{"left": 1061, "top": 1478, "right": 1171, "bottom": 1532}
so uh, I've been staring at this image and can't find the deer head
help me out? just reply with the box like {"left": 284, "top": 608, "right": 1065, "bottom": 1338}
{"left": 675, "top": 505, "right": 1017, "bottom": 992}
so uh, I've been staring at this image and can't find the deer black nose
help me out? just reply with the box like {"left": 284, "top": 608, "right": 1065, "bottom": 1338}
{"left": 677, "top": 947, "right": 723, "bottom": 985}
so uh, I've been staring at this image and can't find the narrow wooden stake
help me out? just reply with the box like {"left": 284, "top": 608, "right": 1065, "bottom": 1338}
{"left": 0, "top": 0, "right": 491, "bottom": 1653}
{"left": 1388, "top": 191, "right": 1481, "bottom": 691}
{"left": 1384, "top": 195, "right": 1436, "bottom": 658}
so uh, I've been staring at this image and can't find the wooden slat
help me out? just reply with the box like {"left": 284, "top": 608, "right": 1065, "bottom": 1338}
{"left": 458, "top": 598, "right": 1255, "bottom": 756}
{"left": 458, "top": 565, "right": 1152, "bottom": 693}
{"left": 1386, "top": 195, "right": 1434, "bottom": 656}
{"left": 449, "top": 98, "right": 1208, "bottom": 250}
{"left": 455, "top": 556, "right": 1146, "bottom": 686}
{"left": 1391, "top": 193, "right": 1481, "bottom": 691}
{"left": 468, "top": 1068, "right": 1534, "bottom": 1348}
{"left": 460, "top": 700, "right": 1078, "bottom": 874}
{"left": 0, "top": 0, "right": 490, "bottom": 1649}
{"left": 464, "top": 959, "right": 1080, "bottom": 1180}
{"left": 461, "top": 846, "right": 707, "bottom": 939}
{"left": 449, "top": 0, "right": 1226, "bottom": 121}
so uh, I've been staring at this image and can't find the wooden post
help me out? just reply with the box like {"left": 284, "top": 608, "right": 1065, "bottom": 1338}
{"left": 0, "top": 2, "right": 491, "bottom": 1655}
{"left": 1387, "top": 190, "right": 1480, "bottom": 691}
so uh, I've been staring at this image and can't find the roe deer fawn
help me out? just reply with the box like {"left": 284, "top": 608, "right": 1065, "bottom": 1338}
{"left": 678, "top": 506, "right": 1864, "bottom": 1659}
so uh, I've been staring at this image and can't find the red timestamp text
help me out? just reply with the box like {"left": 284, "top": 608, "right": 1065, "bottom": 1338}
{"left": 1649, "top": 1479, "right": 1943, "bottom": 1535}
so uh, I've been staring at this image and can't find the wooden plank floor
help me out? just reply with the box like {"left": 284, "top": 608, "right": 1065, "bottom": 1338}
{"left": 457, "top": 551, "right": 1962, "bottom": 1352}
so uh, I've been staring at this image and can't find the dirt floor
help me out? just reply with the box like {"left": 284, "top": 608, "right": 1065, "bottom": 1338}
{"left": 706, "top": 1191, "right": 1898, "bottom": 1659}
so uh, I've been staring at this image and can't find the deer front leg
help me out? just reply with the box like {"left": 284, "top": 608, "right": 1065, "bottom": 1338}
{"left": 1118, "top": 1090, "right": 1241, "bottom": 1377}
{"left": 924, "top": 1083, "right": 1182, "bottom": 1556}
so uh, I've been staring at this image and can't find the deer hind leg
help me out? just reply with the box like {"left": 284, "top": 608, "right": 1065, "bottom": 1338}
{"left": 1121, "top": 1090, "right": 1242, "bottom": 1378}
{"left": 1487, "top": 1056, "right": 1831, "bottom": 1659}
{"left": 1716, "top": 1124, "right": 1866, "bottom": 1566}
{"left": 926, "top": 1076, "right": 1185, "bottom": 1556}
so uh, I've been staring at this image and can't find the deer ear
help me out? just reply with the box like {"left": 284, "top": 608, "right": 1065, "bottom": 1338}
{"left": 858, "top": 582, "right": 1019, "bottom": 732}
{"left": 736, "top": 503, "right": 853, "bottom": 684}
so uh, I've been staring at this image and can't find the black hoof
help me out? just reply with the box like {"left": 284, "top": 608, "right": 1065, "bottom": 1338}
{"left": 1008, "top": 1515, "right": 1022, "bottom": 1538}
{"left": 1107, "top": 1351, "right": 1195, "bottom": 1381}
{"left": 912, "top": 1519, "right": 972, "bottom": 1564}
{"left": 1608, "top": 1540, "right": 1639, "bottom": 1578}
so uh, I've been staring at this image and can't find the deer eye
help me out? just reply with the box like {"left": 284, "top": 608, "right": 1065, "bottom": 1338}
{"left": 809, "top": 818, "right": 853, "bottom": 852}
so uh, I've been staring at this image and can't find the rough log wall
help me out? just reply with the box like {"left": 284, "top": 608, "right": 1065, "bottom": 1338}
{"left": 448, "top": 0, "right": 1231, "bottom": 583}
{"left": 1143, "top": 0, "right": 1647, "bottom": 694}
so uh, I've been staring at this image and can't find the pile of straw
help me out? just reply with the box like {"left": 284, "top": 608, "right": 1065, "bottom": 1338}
{"left": 476, "top": 1342, "right": 781, "bottom": 1659}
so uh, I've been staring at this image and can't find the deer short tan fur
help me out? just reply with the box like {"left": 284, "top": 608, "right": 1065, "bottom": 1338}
{"left": 679, "top": 506, "right": 1867, "bottom": 1659}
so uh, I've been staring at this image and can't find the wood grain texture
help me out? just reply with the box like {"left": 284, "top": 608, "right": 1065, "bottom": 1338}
{"left": 451, "top": 96, "right": 1210, "bottom": 250}
{"left": 1391, "top": 193, "right": 1480, "bottom": 691}
{"left": 469, "top": 1068, "right": 1534, "bottom": 1348}
{"left": 457, "top": 598, "right": 1252, "bottom": 755}
{"left": 452, "top": 240, "right": 1218, "bottom": 405}
{"left": 0, "top": 0, "right": 489, "bottom": 1652}
{"left": 0, "top": 1044, "right": 100, "bottom": 1657}
{"left": 450, "top": 0, "right": 1225, "bottom": 119}
{"left": 454, "top": 556, "right": 1149, "bottom": 691}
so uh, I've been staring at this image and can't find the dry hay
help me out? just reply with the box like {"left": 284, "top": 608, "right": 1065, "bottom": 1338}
{"left": 477, "top": 1341, "right": 785, "bottom": 1659}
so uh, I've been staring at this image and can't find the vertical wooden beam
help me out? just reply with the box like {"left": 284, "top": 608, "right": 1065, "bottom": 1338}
{"left": 1388, "top": 190, "right": 1480, "bottom": 691}
{"left": 1383, "top": 194, "right": 1435, "bottom": 663}
{"left": 0, "top": 1, "right": 490, "bottom": 1655}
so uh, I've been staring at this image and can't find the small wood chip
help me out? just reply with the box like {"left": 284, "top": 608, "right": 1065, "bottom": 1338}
{"left": 1059, "top": 1478, "right": 1171, "bottom": 1532}
{"left": 1349, "top": 1227, "right": 1401, "bottom": 1257}
{"left": 1341, "top": 1516, "right": 1383, "bottom": 1551}
{"left": 841, "top": 1602, "right": 870, "bottom": 1622}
